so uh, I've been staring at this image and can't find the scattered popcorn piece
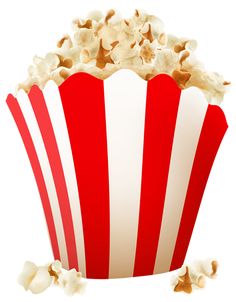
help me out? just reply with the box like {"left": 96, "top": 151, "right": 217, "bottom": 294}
{"left": 172, "top": 259, "right": 218, "bottom": 294}
{"left": 18, "top": 9, "right": 229, "bottom": 104}
{"left": 58, "top": 268, "right": 85, "bottom": 296}
{"left": 18, "top": 260, "right": 85, "bottom": 296}
{"left": 18, "top": 262, "right": 51, "bottom": 294}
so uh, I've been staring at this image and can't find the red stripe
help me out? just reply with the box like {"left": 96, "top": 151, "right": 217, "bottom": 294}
{"left": 133, "top": 75, "right": 181, "bottom": 276}
{"left": 28, "top": 86, "right": 78, "bottom": 270}
{"left": 6, "top": 94, "right": 60, "bottom": 261}
{"left": 170, "top": 105, "right": 228, "bottom": 270}
{"left": 59, "top": 72, "right": 110, "bottom": 278}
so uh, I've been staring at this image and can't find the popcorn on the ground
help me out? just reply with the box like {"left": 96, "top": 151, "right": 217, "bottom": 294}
{"left": 18, "top": 260, "right": 85, "bottom": 295}
{"left": 171, "top": 259, "right": 218, "bottom": 294}
{"left": 18, "top": 261, "right": 52, "bottom": 294}
{"left": 18, "top": 9, "right": 230, "bottom": 104}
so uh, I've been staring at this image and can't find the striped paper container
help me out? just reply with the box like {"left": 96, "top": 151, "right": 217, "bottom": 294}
{"left": 6, "top": 69, "right": 227, "bottom": 279}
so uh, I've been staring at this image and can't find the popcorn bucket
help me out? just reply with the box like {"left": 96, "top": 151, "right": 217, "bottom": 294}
{"left": 6, "top": 69, "right": 227, "bottom": 279}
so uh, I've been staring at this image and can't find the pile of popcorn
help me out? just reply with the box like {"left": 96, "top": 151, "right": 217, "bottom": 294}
{"left": 18, "top": 9, "right": 230, "bottom": 104}
{"left": 18, "top": 260, "right": 85, "bottom": 296}
{"left": 171, "top": 259, "right": 218, "bottom": 294}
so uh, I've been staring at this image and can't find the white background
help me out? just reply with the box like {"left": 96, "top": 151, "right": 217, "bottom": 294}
{"left": 0, "top": 0, "right": 235, "bottom": 301}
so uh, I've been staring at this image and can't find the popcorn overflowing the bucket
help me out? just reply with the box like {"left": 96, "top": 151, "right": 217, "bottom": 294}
{"left": 8, "top": 8, "right": 229, "bottom": 284}
{"left": 18, "top": 9, "right": 230, "bottom": 104}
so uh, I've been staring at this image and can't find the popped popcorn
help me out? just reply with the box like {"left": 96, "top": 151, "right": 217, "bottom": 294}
{"left": 172, "top": 259, "right": 218, "bottom": 294}
{"left": 18, "top": 9, "right": 230, "bottom": 104}
{"left": 18, "top": 260, "right": 85, "bottom": 296}
{"left": 172, "top": 266, "right": 193, "bottom": 294}
{"left": 58, "top": 269, "right": 86, "bottom": 296}
{"left": 27, "top": 267, "right": 52, "bottom": 294}
{"left": 18, "top": 261, "right": 52, "bottom": 294}
{"left": 175, "top": 265, "right": 206, "bottom": 290}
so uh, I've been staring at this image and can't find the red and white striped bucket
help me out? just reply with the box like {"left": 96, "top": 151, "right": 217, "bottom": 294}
{"left": 6, "top": 69, "right": 227, "bottom": 279}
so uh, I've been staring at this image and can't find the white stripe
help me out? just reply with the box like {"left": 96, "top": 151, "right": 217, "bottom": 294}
{"left": 17, "top": 89, "right": 69, "bottom": 269}
{"left": 43, "top": 81, "right": 86, "bottom": 276}
{"left": 104, "top": 70, "right": 147, "bottom": 278}
{"left": 154, "top": 88, "right": 208, "bottom": 273}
